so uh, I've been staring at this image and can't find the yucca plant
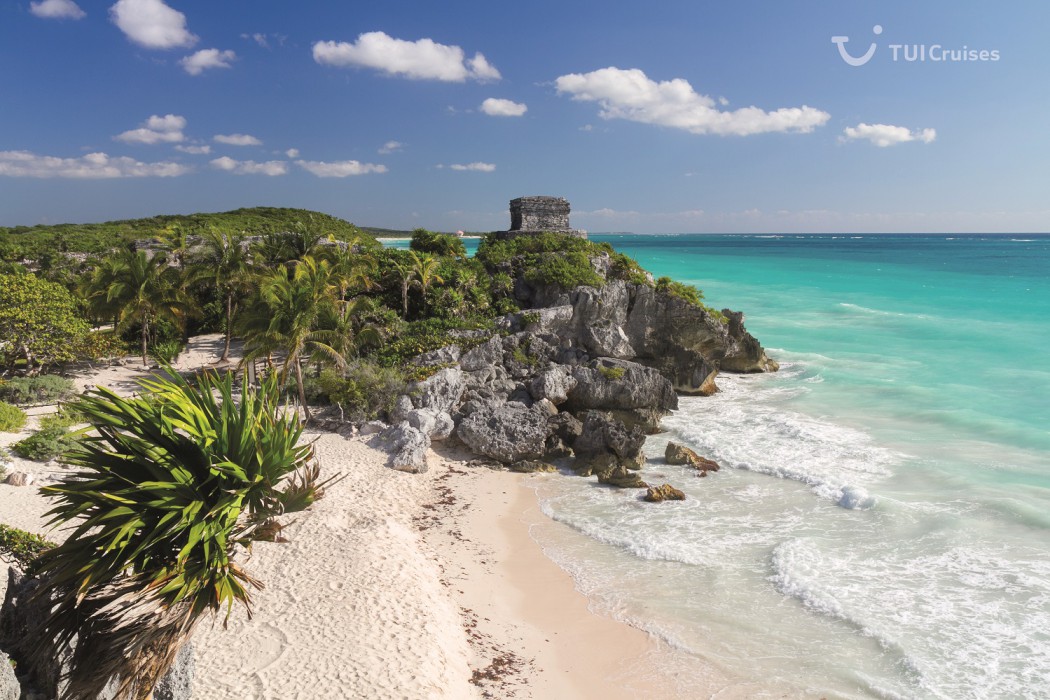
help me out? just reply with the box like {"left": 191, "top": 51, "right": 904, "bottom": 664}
{"left": 30, "top": 368, "right": 336, "bottom": 700}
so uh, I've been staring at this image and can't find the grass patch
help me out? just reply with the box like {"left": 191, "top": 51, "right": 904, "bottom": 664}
{"left": 0, "top": 401, "right": 27, "bottom": 432}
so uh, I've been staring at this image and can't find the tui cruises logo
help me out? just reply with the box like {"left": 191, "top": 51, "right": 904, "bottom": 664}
{"left": 832, "top": 25, "right": 1000, "bottom": 66}
{"left": 832, "top": 25, "right": 882, "bottom": 66}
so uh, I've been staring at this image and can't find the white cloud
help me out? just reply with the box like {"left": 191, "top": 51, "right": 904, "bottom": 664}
{"left": 841, "top": 123, "right": 937, "bottom": 147}
{"left": 180, "top": 48, "right": 236, "bottom": 76}
{"left": 0, "top": 150, "right": 189, "bottom": 178}
{"left": 378, "top": 140, "right": 403, "bottom": 154}
{"left": 114, "top": 113, "right": 186, "bottom": 144}
{"left": 214, "top": 133, "right": 262, "bottom": 146}
{"left": 579, "top": 124, "right": 593, "bottom": 132}
{"left": 285, "top": 148, "right": 299, "bottom": 158}
{"left": 110, "top": 0, "right": 197, "bottom": 50}
{"left": 30, "top": 0, "right": 85, "bottom": 20}
{"left": 175, "top": 144, "right": 210, "bottom": 154}
{"left": 554, "top": 67, "right": 830, "bottom": 136}
{"left": 312, "top": 31, "right": 500, "bottom": 82}
{"left": 210, "top": 156, "right": 286, "bottom": 176}
{"left": 296, "top": 159, "right": 387, "bottom": 177}
{"left": 480, "top": 98, "right": 527, "bottom": 117}
{"left": 241, "top": 32, "right": 284, "bottom": 49}
{"left": 448, "top": 162, "right": 496, "bottom": 172}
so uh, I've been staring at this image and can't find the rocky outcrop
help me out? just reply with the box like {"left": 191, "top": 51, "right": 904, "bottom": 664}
{"left": 374, "top": 422, "right": 430, "bottom": 473}
{"left": 665, "top": 442, "right": 721, "bottom": 473}
{"left": 597, "top": 464, "right": 647, "bottom": 488}
{"left": 409, "top": 367, "right": 465, "bottom": 414}
{"left": 456, "top": 402, "right": 548, "bottom": 464}
{"left": 644, "top": 484, "right": 686, "bottom": 502}
{"left": 509, "top": 460, "right": 558, "bottom": 473}
{"left": 528, "top": 366, "right": 577, "bottom": 405}
{"left": 0, "top": 650, "right": 20, "bottom": 700}
{"left": 572, "top": 411, "right": 646, "bottom": 476}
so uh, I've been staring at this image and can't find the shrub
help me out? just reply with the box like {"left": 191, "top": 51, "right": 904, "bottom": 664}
{"left": 0, "top": 524, "right": 55, "bottom": 570}
{"left": 524, "top": 251, "right": 605, "bottom": 291}
{"left": 610, "top": 253, "right": 653, "bottom": 286}
{"left": 0, "top": 401, "right": 27, "bottom": 432}
{"left": 150, "top": 339, "right": 183, "bottom": 364}
{"left": 598, "top": 365, "right": 626, "bottom": 381}
{"left": 0, "top": 375, "right": 77, "bottom": 406}
{"left": 305, "top": 364, "right": 407, "bottom": 423}
{"left": 38, "top": 404, "right": 85, "bottom": 432}
{"left": 655, "top": 276, "right": 704, "bottom": 306}
{"left": 410, "top": 228, "right": 467, "bottom": 259}
{"left": 370, "top": 317, "right": 495, "bottom": 367}
{"left": 0, "top": 272, "right": 90, "bottom": 372}
{"left": 77, "top": 329, "right": 132, "bottom": 361}
{"left": 11, "top": 426, "right": 78, "bottom": 461}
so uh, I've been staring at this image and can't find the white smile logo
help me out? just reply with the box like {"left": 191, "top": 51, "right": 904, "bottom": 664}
{"left": 832, "top": 25, "right": 883, "bottom": 66}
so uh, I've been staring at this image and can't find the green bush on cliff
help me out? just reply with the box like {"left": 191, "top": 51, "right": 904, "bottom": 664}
{"left": 524, "top": 252, "right": 605, "bottom": 291}
{"left": 598, "top": 365, "right": 627, "bottom": 381}
{"left": 369, "top": 316, "right": 495, "bottom": 367}
{"left": 304, "top": 364, "right": 407, "bottom": 422}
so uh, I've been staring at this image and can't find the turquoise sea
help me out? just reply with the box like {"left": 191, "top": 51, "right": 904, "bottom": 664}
{"left": 388, "top": 234, "right": 1050, "bottom": 697}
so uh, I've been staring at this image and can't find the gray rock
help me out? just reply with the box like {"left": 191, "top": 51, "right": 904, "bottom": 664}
{"left": 460, "top": 335, "right": 503, "bottom": 372}
{"left": 3, "top": 472, "right": 32, "bottom": 487}
{"left": 566, "top": 359, "right": 678, "bottom": 413}
{"left": 521, "top": 305, "right": 574, "bottom": 336}
{"left": 153, "top": 642, "right": 194, "bottom": 700}
{"left": 405, "top": 408, "right": 455, "bottom": 441}
{"left": 391, "top": 394, "right": 414, "bottom": 424}
{"left": 411, "top": 344, "right": 461, "bottom": 367}
{"left": 358, "top": 420, "right": 388, "bottom": 436}
{"left": 456, "top": 402, "right": 548, "bottom": 464}
{"left": 0, "top": 651, "right": 21, "bottom": 700}
{"left": 374, "top": 422, "right": 431, "bottom": 473}
{"left": 411, "top": 367, "right": 465, "bottom": 414}
{"left": 572, "top": 411, "right": 646, "bottom": 476}
{"left": 528, "top": 366, "right": 577, "bottom": 405}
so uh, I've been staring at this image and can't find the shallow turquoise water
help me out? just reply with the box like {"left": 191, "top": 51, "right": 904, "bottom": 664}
{"left": 537, "top": 234, "right": 1050, "bottom": 699}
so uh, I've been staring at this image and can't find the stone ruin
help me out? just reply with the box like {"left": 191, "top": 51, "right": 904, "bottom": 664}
{"left": 495, "top": 196, "right": 587, "bottom": 240}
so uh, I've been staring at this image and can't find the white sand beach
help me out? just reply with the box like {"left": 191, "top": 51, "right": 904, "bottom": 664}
{"left": 0, "top": 335, "right": 692, "bottom": 699}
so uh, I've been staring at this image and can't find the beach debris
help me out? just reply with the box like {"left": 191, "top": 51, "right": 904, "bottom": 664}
{"left": 644, "top": 484, "right": 687, "bottom": 502}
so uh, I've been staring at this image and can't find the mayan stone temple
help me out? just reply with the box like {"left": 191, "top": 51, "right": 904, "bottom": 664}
{"left": 495, "top": 196, "right": 587, "bottom": 240}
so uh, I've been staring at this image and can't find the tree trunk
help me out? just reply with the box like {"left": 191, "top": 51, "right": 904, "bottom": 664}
{"left": 141, "top": 318, "right": 149, "bottom": 366}
{"left": 401, "top": 281, "right": 409, "bottom": 318}
{"left": 221, "top": 292, "right": 233, "bottom": 362}
{"left": 293, "top": 358, "right": 311, "bottom": 423}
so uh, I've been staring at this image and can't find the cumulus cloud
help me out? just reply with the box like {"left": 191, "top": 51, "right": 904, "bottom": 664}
{"left": 448, "top": 162, "right": 496, "bottom": 172}
{"left": 554, "top": 67, "right": 829, "bottom": 136}
{"left": 295, "top": 160, "right": 388, "bottom": 177}
{"left": 214, "top": 133, "right": 262, "bottom": 146}
{"left": 115, "top": 114, "right": 186, "bottom": 144}
{"left": 0, "top": 150, "right": 188, "bottom": 178}
{"left": 285, "top": 148, "right": 299, "bottom": 158}
{"left": 210, "top": 156, "right": 286, "bottom": 176}
{"left": 180, "top": 48, "right": 236, "bottom": 75}
{"left": 378, "top": 140, "right": 403, "bottom": 154}
{"left": 29, "top": 0, "right": 85, "bottom": 20}
{"left": 175, "top": 144, "right": 210, "bottom": 154}
{"left": 110, "top": 0, "right": 197, "bottom": 49}
{"left": 480, "top": 98, "right": 527, "bottom": 117}
{"left": 841, "top": 123, "right": 937, "bottom": 147}
{"left": 312, "top": 31, "right": 500, "bottom": 82}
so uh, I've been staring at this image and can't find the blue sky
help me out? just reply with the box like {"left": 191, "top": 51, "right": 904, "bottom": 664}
{"left": 1, "top": 1, "right": 1047, "bottom": 233}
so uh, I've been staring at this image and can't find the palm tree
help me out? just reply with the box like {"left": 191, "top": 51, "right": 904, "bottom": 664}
{"left": 409, "top": 251, "right": 444, "bottom": 314}
{"left": 388, "top": 259, "right": 415, "bottom": 319}
{"left": 187, "top": 227, "right": 257, "bottom": 362}
{"left": 160, "top": 222, "right": 192, "bottom": 271}
{"left": 322, "top": 236, "right": 379, "bottom": 302}
{"left": 89, "top": 249, "right": 192, "bottom": 365}
{"left": 30, "top": 369, "right": 335, "bottom": 700}
{"left": 241, "top": 256, "right": 340, "bottom": 422}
